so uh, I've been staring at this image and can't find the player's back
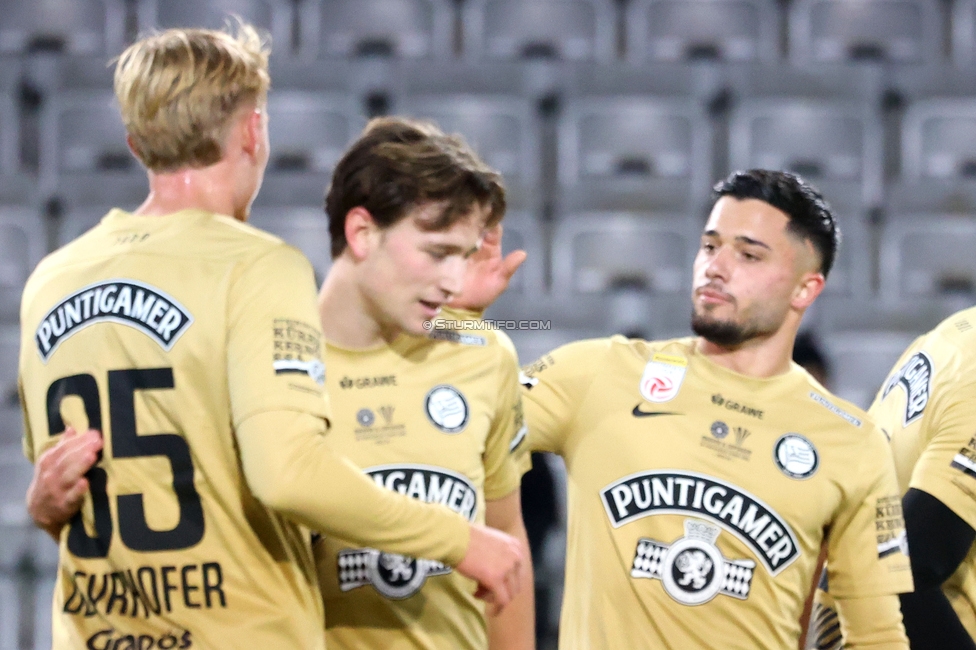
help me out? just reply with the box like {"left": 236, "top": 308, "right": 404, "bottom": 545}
{"left": 19, "top": 208, "right": 329, "bottom": 649}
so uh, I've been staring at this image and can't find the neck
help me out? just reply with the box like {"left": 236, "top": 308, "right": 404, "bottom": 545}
{"left": 318, "top": 257, "right": 400, "bottom": 349}
{"left": 134, "top": 160, "right": 246, "bottom": 220}
{"left": 695, "top": 318, "right": 800, "bottom": 378}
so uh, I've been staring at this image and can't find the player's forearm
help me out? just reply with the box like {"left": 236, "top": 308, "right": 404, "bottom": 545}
{"left": 486, "top": 493, "right": 536, "bottom": 650}
{"left": 899, "top": 588, "right": 976, "bottom": 650}
{"left": 237, "top": 410, "right": 470, "bottom": 566}
{"left": 835, "top": 594, "right": 908, "bottom": 649}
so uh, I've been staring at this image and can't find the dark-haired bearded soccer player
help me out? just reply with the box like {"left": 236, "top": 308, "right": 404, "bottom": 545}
{"left": 460, "top": 169, "right": 913, "bottom": 649}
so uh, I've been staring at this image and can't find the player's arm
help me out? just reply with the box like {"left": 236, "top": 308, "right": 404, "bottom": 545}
{"left": 486, "top": 489, "right": 535, "bottom": 644}
{"left": 823, "top": 427, "right": 912, "bottom": 648}
{"left": 229, "top": 245, "right": 523, "bottom": 607}
{"left": 898, "top": 488, "right": 976, "bottom": 650}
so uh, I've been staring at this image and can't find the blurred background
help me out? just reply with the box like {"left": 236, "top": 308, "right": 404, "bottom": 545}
{"left": 2, "top": 0, "right": 976, "bottom": 647}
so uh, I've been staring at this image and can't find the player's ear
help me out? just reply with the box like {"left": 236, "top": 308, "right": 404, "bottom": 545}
{"left": 344, "top": 207, "right": 379, "bottom": 260}
{"left": 791, "top": 272, "right": 825, "bottom": 310}
{"left": 240, "top": 108, "right": 263, "bottom": 159}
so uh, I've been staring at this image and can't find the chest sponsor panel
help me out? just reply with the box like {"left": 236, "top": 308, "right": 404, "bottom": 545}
{"left": 601, "top": 470, "right": 800, "bottom": 575}
{"left": 337, "top": 465, "right": 477, "bottom": 600}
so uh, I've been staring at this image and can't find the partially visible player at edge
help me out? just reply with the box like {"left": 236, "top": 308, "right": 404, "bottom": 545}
{"left": 312, "top": 116, "right": 534, "bottom": 649}
{"left": 17, "top": 23, "right": 522, "bottom": 650}
{"left": 809, "top": 307, "right": 976, "bottom": 649}
{"left": 457, "top": 169, "right": 913, "bottom": 649}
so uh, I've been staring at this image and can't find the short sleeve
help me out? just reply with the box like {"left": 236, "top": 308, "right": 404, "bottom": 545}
{"left": 825, "top": 426, "right": 914, "bottom": 599}
{"left": 483, "top": 331, "right": 528, "bottom": 500}
{"left": 521, "top": 339, "right": 607, "bottom": 456}
{"left": 908, "top": 378, "right": 976, "bottom": 532}
{"left": 226, "top": 244, "right": 330, "bottom": 427}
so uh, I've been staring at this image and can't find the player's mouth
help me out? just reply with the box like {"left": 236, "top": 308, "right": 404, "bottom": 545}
{"left": 419, "top": 300, "right": 443, "bottom": 318}
{"left": 695, "top": 286, "right": 734, "bottom": 305}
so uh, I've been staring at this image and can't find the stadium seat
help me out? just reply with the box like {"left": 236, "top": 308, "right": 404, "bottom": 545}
{"left": 728, "top": 97, "right": 883, "bottom": 206}
{"left": 462, "top": 0, "right": 617, "bottom": 62}
{"left": 395, "top": 93, "right": 540, "bottom": 189}
{"left": 0, "top": 0, "right": 126, "bottom": 56}
{"left": 300, "top": 0, "right": 455, "bottom": 59}
{"left": 558, "top": 95, "right": 712, "bottom": 212}
{"left": 953, "top": 0, "right": 976, "bottom": 65}
{"left": 247, "top": 207, "right": 333, "bottom": 283}
{"left": 498, "top": 210, "right": 545, "bottom": 296}
{"left": 0, "top": 206, "right": 44, "bottom": 322}
{"left": 626, "top": 0, "right": 781, "bottom": 63}
{"left": 879, "top": 214, "right": 976, "bottom": 303}
{"left": 267, "top": 90, "right": 364, "bottom": 177}
{"left": 551, "top": 212, "right": 696, "bottom": 296}
{"left": 789, "top": 0, "right": 945, "bottom": 64}
{"left": 901, "top": 98, "right": 976, "bottom": 180}
{"left": 823, "top": 329, "right": 918, "bottom": 409}
{"left": 137, "top": 0, "right": 293, "bottom": 55}
{"left": 0, "top": 59, "right": 19, "bottom": 175}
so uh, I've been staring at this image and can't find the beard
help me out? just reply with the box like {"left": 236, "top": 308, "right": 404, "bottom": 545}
{"left": 691, "top": 308, "right": 767, "bottom": 347}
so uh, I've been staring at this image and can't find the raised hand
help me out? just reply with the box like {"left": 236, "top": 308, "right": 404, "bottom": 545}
{"left": 450, "top": 225, "right": 527, "bottom": 313}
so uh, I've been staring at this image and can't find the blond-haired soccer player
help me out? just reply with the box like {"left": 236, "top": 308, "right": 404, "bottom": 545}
{"left": 18, "top": 23, "right": 522, "bottom": 649}
{"left": 463, "top": 170, "right": 913, "bottom": 649}
{"left": 312, "top": 116, "right": 534, "bottom": 650}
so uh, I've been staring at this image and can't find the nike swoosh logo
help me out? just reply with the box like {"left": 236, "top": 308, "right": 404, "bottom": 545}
{"left": 632, "top": 404, "right": 680, "bottom": 418}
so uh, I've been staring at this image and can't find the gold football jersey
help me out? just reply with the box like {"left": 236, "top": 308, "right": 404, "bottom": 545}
{"left": 315, "top": 310, "right": 527, "bottom": 650}
{"left": 865, "top": 306, "right": 976, "bottom": 635}
{"left": 521, "top": 336, "right": 912, "bottom": 650}
{"left": 20, "top": 208, "right": 335, "bottom": 649}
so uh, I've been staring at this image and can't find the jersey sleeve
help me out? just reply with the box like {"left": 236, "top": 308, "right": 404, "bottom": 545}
{"left": 825, "top": 426, "right": 914, "bottom": 599}
{"left": 906, "top": 377, "right": 976, "bottom": 532}
{"left": 483, "top": 331, "right": 528, "bottom": 501}
{"left": 521, "top": 339, "right": 606, "bottom": 455}
{"left": 226, "top": 244, "right": 330, "bottom": 426}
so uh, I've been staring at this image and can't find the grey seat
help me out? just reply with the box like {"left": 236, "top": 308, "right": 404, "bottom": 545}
{"left": 729, "top": 98, "right": 883, "bottom": 206}
{"left": 551, "top": 212, "right": 695, "bottom": 296}
{"left": 901, "top": 98, "right": 976, "bottom": 181}
{"left": 137, "top": 0, "right": 293, "bottom": 55}
{"left": 626, "top": 0, "right": 780, "bottom": 63}
{"left": 0, "top": 60, "right": 19, "bottom": 175}
{"left": 301, "top": 0, "right": 455, "bottom": 59}
{"left": 0, "top": 206, "right": 44, "bottom": 322}
{"left": 462, "top": 0, "right": 617, "bottom": 62}
{"left": 879, "top": 214, "right": 976, "bottom": 303}
{"left": 953, "top": 0, "right": 976, "bottom": 65}
{"left": 396, "top": 94, "right": 540, "bottom": 190}
{"left": 559, "top": 96, "right": 712, "bottom": 212}
{"left": 789, "top": 0, "right": 944, "bottom": 64}
{"left": 499, "top": 210, "right": 545, "bottom": 296}
{"left": 0, "top": 0, "right": 125, "bottom": 55}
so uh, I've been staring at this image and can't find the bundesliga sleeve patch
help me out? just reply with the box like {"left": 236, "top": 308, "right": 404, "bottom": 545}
{"left": 35, "top": 280, "right": 193, "bottom": 362}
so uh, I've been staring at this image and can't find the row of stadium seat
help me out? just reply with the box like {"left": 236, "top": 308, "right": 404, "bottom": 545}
{"left": 8, "top": 61, "right": 976, "bottom": 208}
{"left": 3, "top": 0, "right": 976, "bottom": 66}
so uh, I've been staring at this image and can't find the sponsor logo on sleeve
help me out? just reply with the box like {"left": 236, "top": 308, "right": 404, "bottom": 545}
{"left": 338, "top": 465, "right": 477, "bottom": 599}
{"left": 639, "top": 354, "right": 688, "bottom": 403}
{"left": 630, "top": 519, "right": 756, "bottom": 605}
{"left": 601, "top": 470, "right": 800, "bottom": 575}
{"left": 773, "top": 434, "right": 819, "bottom": 480}
{"left": 425, "top": 385, "right": 469, "bottom": 433}
{"left": 35, "top": 280, "right": 193, "bottom": 362}
{"left": 509, "top": 400, "right": 528, "bottom": 452}
{"left": 952, "top": 435, "right": 976, "bottom": 480}
{"left": 875, "top": 495, "right": 908, "bottom": 559}
{"left": 881, "top": 351, "right": 933, "bottom": 426}
{"left": 272, "top": 319, "right": 325, "bottom": 385}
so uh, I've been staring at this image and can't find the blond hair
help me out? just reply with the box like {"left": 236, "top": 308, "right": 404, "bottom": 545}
{"left": 114, "top": 20, "right": 271, "bottom": 172}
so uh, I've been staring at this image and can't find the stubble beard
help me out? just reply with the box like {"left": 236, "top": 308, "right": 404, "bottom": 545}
{"left": 691, "top": 306, "right": 767, "bottom": 348}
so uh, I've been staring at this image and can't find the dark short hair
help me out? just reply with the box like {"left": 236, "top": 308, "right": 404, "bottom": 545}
{"left": 711, "top": 169, "right": 841, "bottom": 278}
{"left": 326, "top": 116, "right": 506, "bottom": 258}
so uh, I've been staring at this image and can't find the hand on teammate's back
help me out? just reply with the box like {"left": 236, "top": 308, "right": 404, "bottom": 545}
{"left": 27, "top": 426, "right": 103, "bottom": 539}
{"left": 450, "top": 225, "right": 526, "bottom": 313}
{"left": 456, "top": 523, "right": 525, "bottom": 616}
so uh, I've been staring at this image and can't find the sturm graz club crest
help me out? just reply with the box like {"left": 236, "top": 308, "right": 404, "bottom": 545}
{"left": 336, "top": 465, "right": 477, "bottom": 599}
{"left": 425, "top": 385, "right": 469, "bottom": 433}
{"left": 881, "top": 351, "right": 933, "bottom": 426}
{"left": 631, "top": 519, "right": 756, "bottom": 605}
